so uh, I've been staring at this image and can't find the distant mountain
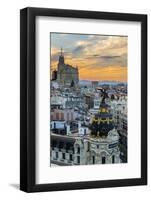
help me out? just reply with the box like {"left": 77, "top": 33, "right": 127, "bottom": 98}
{"left": 79, "top": 80, "right": 92, "bottom": 86}
{"left": 98, "top": 81, "right": 127, "bottom": 86}
{"left": 79, "top": 80, "right": 127, "bottom": 86}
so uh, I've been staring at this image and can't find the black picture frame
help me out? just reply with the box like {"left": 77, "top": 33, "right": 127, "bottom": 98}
{"left": 20, "top": 7, "right": 147, "bottom": 192}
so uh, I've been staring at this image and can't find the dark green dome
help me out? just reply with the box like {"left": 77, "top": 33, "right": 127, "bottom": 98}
{"left": 90, "top": 95, "right": 114, "bottom": 138}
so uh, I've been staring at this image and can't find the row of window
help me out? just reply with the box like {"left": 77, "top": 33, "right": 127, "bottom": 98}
{"left": 55, "top": 152, "right": 73, "bottom": 161}
{"left": 55, "top": 152, "right": 81, "bottom": 164}
{"left": 92, "top": 155, "right": 115, "bottom": 164}
{"left": 54, "top": 152, "right": 115, "bottom": 164}
{"left": 51, "top": 112, "right": 74, "bottom": 121}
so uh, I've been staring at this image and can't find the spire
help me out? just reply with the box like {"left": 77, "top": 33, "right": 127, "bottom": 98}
{"left": 60, "top": 47, "right": 63, "bottom": 56}
{"left": 58, "top": 47, "right": 64, "bottom": 64}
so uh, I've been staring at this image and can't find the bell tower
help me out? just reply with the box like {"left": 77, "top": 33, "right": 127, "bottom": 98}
{"left": 57, "top": 48, "right": 65, "bottom": 84}
{"left": 58, "top": 47, "right": 64, "bottom": 65}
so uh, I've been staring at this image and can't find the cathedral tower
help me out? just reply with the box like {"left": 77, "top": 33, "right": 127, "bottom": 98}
{"left": 58, "top": 48, "right": 64, "bottom": 65}
{"left": 57, "top": 48, "right": 79, "bottom": 87}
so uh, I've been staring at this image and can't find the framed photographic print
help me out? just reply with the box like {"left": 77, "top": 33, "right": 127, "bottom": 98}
{"left": 20, "top": 7, "right": 147, "bottom": 192}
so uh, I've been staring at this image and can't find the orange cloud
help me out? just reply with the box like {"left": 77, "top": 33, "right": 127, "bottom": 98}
{"left": 51, "top": 57, "right": 127, "bottom": 81}
{"left": 50, "top": 35, "right": 127, "bottom": 82}
{"left": 79, "top": 66, "right": 127, "bottom": 81}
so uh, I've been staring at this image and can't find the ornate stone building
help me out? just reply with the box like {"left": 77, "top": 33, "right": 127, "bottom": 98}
{"left": 57, "top": 48, "right": 79, "bottom": 87}
{"left": 50, "top": 95, "right": 120, "bottom": 166}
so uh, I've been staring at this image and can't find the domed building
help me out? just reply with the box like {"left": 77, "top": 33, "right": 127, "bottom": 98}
{"left": 90, "top": 96, "right": 114, "bottom": 138}
{"left": 87, "top": 95, "right": 120, "bottom": 164}
{"left": 50, "top": 94, "right": 121, "bottom": 166}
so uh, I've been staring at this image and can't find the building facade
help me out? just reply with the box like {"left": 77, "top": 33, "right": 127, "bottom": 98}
{"left": 57, "top": 48, "right": 79, "bottom": 87}
{"left": 51, "top": 129, "right": 120, "bottom": 166}
{"left": 50, "top": 95, "right": 120, "bottom": 166}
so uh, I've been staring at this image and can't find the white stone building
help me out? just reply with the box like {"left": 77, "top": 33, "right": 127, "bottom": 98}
{"left": 50, "top": 128, "right": 120, "bottom": 166}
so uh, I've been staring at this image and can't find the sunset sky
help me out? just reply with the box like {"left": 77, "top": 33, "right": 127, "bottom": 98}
{"left": 50, "top": 33, "right": 127, "bottom": 82}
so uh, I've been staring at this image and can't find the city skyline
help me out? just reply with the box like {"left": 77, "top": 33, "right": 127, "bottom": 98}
{"left": 50, "top": 33, "right": 127, "bottom": 82}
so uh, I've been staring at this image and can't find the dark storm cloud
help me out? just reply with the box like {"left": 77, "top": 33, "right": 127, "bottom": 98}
{"left": 84, "top": 53, "right": 127, "bottom": 68}
{"left": 73, "top": 45, "right": 85, "bottom": 53}
{"left": 93, "top": 55, "right": 121, "bottom": 59}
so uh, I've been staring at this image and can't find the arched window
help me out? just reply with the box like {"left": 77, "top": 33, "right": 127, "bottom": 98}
{"left": 77, "top": 147, "right": 80, "bottom": 154}
{"left": 77, "top": 156, "right": 80, "bottom": 164}
{"left": 69, "top": 154, "right": 73, "bottom": 161}
{"left": 102, "top": 156, "right": 106, "bottom": 164}
{"left": 56, "top": 152, "right": 58, "bottom": 159}
{"left": 92, "top": 156, "right": 95, "bottom": 164}
{"left": 112, "top": 155, "right": 115, "bottom": 163}
{"left": 62, "top": 152, "right": 65, "bottom": 159}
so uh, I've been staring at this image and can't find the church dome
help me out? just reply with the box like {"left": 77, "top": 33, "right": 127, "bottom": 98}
{"left": 90, "top": 92, "right": 114, "bottom": 138}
